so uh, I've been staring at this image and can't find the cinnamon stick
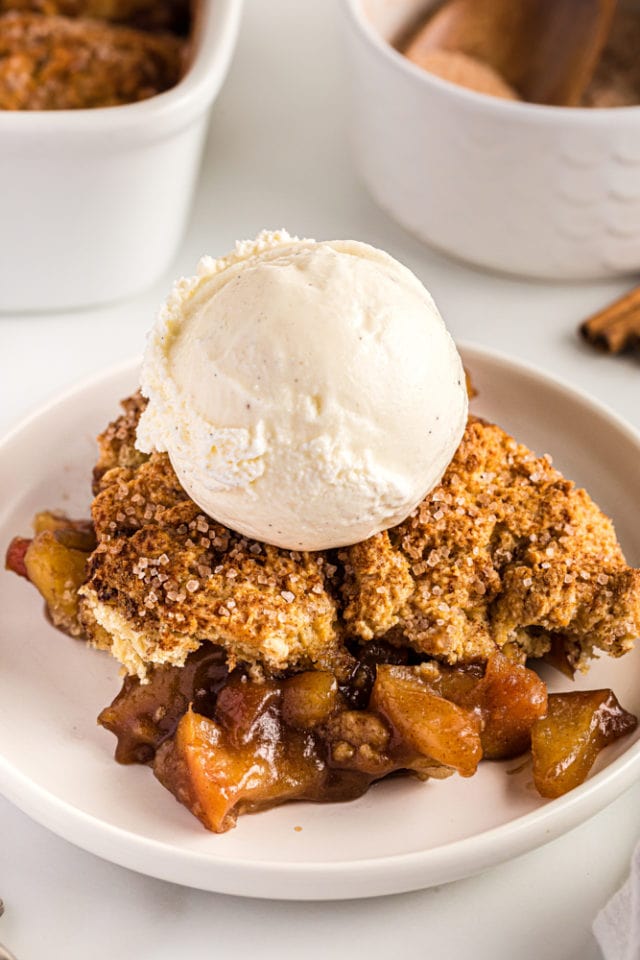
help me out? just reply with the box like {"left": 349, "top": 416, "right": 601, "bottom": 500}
{"left": 580, "top": 286, "right": 640, "bottom": 353}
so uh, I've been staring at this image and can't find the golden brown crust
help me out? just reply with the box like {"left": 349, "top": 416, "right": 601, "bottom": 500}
{"left": 341, "top": 417, "right": 640, "bottom": 671}
{"left": 81, "top": 438, "right": 342, "bottom": 679}
{"left": 0, "top": 11, "right": 184, "bottom": 109}
{"left": 93, "top": 391, "right": 149, "bottom": 490}
{"left": 0, "top": 0, "right": 189, "bottom": 32}
{"left": 80, "top": 400, "right": 640, "bottom": 680}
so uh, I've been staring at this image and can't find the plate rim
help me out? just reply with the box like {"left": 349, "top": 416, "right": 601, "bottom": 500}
{"left": 2, "top": 342, "right": 640, "bottom": 900}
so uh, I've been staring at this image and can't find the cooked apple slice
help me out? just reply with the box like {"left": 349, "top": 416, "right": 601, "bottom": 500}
{"left": 33, "top": 511, "right": 96, "bottom": 550}
{"left": 154, "top": 710, "right": 245, "bottom": 832}
{"left": 6, "top": 512, "right": 96, "bottom": 636}
{"left": 472, "top": 654, "right": 547, "bottom": 760}
{"left": 371, "top": 665, "right": 482, "bottom": 777}
{"left": 214, "top": 674, "right": 282, "bottom": 747}
{"left": 282, "top": 671, "right": 338, "bottom": 729}
{"left": 433, "top": 653, "right": 547, "bottom": 760}
{"left": 5, "top": 536, "right": 31, "bottom": 579}
{"left": 23, "top": 530, "right": 91, "bottom": 636}
{"left": 154, "top": 708, "right": 326, "bottom": 832}
{"left": 531, "top": 690, "right": 637, "bottom": 799}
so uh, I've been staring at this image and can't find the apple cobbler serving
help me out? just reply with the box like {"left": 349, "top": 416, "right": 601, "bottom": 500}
{"left": 6, "top": 394, "right": 639, "bottom": 831}
{"left": 5, "top": 234, "right": 640, "bottom": 832}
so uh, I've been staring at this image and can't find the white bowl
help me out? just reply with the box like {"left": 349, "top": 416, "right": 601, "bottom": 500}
{"left": 1, "top": 347, "right": 640, "bottom": 898}
{"left": 343, "top": 0, "right": 640, "bottom": 281}
{"left": 0, "top": 0, "right": 242, "bottom": 312}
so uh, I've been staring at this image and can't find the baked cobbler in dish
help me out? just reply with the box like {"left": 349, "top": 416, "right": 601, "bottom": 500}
{"left": 0, "top": 0, "right": 187, "bottom": 109}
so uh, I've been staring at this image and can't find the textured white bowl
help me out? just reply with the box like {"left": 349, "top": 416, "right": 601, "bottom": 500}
{"left": 0, "top": 0, "right": 242, "bottom": 312}
{"left": 343, "top": 0, "right": 640, "bottom": 281}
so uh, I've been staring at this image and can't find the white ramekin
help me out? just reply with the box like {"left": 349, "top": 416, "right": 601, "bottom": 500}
{"left": 0, "top": 0, "right": 242, "bottom": 311}
{"left": 343, "top": 0, "right": 640, "bottom": 281}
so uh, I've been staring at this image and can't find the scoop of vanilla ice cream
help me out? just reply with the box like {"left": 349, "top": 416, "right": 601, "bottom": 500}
{"left": 136, "top": 230, "right": 468, "bottom": 551}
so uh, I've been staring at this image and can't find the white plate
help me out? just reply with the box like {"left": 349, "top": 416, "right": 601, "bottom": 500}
{"left": 1, "top": 345, "right": 640, "bottom": 901}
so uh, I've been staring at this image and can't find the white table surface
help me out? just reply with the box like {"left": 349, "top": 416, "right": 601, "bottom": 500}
{"left": 2, "top": 1, "right": 640, "bottom": 957}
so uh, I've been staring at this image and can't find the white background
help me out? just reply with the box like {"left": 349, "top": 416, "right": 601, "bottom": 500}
{"left": 1, "top": 1, "right": 640, "bottom": 956}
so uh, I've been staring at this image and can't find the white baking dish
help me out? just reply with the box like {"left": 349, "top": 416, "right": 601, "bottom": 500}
{"left": 343, "top": 0, "right": 640, "bottom": 281}
{"left": 0, "top": 0, "right": 242, "bottom": 311}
